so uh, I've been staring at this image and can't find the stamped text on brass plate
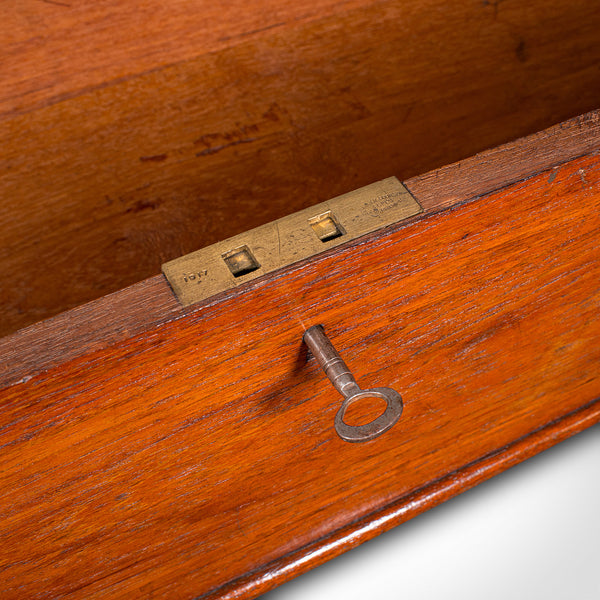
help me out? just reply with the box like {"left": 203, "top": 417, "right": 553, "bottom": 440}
{"left": 162, "top": 177, "right": 422, "bottom": 306}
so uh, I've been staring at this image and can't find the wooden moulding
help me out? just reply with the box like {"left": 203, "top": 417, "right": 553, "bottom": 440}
{"left": 0, "top": 113, "right": 599, "bottom": 598}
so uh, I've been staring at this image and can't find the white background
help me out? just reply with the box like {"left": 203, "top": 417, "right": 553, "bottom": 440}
{"left": 265, "top": 423, "right": 599, "bottom": 600}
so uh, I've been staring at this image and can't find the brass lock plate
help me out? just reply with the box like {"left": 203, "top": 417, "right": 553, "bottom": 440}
{"left": 162, "top": 177, "right": 421, "bottom": 306}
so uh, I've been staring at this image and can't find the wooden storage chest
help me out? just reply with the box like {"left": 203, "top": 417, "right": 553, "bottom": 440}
{"left": 1, "top": 2, "right": 599, "bottom": 598}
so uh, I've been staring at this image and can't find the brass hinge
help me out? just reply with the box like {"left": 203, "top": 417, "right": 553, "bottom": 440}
{"left": 161, "top": 177, "right": 421, "bottom": 306}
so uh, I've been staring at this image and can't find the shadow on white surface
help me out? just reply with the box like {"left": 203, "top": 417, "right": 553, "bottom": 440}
{"left": 264, "top": 424, "right": 600, "bottom": 600}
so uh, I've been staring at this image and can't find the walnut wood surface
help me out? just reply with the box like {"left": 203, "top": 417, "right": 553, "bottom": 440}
{"left": 1, "top": 152, "right": 599, "bottom": 598}
{"left": 2, "top": 0, "right": 600, "bottom": 336}
{"left": 2, "top": 110, "right": 599, "bottom": 389}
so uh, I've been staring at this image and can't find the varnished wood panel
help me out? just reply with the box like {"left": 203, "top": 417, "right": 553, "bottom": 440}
{"left": 219, "top": 403, "right": 600, "bottom": 600}
{"left": 1, "top": 153, "right": 599, "bottom": 598}
{"left": 1, "top": 110, "right": 598, "bottom": 389}
{"left": 2, "top": 0, "right": 600, "bottom": 335}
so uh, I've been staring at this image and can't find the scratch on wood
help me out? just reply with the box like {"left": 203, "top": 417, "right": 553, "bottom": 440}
{"left": 39, "top": 0, "right": 72, "bottom": 6}
{"left": 125, "top": 199, "right": 161, "bottom": 214}
{"left": 219, "top": 21, "right": 286, "bottom": 43}
{"left": 195, "top": 138, "right": 257, "bottom": 157}
{"left": 515, "top": 38, "right": 528, "bottom": 63}
{"left": 139, "top": 154, "right": 168, "bottom": 163}
{"left": 401, "top": 101, "right": 416, "bottom": 124}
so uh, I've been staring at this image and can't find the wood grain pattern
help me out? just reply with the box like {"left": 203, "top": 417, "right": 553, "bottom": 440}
{"left": 408, "top": 110, "right": 600, "bottom": 211}
{"left": 2, "top": 110, "right": 599, "bottom": 389}
{"left": 1, "top": 153, "right": 599, "bottom": 598}
{"left": 217, "top": 402, "right": 600, "bottom": 600}
{"left": 2, "top": 0, "right": 600, "bottom": 335}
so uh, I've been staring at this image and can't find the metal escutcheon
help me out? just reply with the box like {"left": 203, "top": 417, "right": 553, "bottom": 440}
{"left": 303, "top": 325, "right": 403, "bottom": 443}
